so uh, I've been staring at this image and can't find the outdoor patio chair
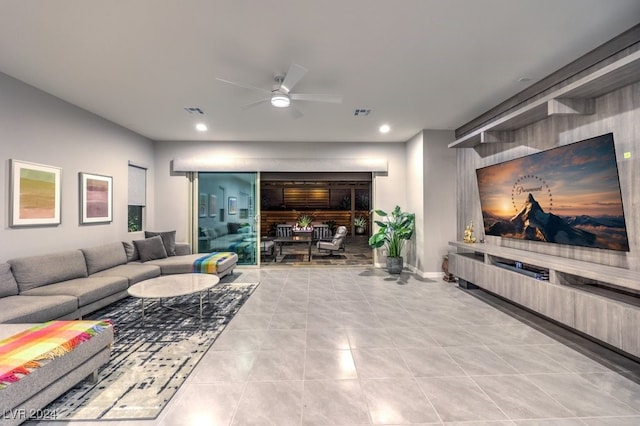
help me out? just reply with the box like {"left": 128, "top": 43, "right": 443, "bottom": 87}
{"left": 316, "top": 225, "right": 347, "bottom": 256}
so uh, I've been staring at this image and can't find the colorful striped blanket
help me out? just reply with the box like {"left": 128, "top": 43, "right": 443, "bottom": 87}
{"left": 193, "top": 251, "right": 233, "bottom": 274}
{"left": 0, "top": 320, "right": 112, "bottom": 390}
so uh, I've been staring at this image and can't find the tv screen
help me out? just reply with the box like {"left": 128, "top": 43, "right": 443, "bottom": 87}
{"left": 476, "top": 133, "right": 629, "bottom": 252}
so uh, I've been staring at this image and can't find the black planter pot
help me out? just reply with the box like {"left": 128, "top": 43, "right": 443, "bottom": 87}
{"left": 386, "top": 256, "right": 403, "bottom": 274}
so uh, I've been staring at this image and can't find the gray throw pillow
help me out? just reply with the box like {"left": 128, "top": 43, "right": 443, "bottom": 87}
{"left": 134, "top": 236, "right": 168, "bottom": 262}
{"left": 145, "top": 230, "right": 176, "bottom": 256}
{"left": 122, "top": 241, "right": 140, "bottom": 262}
{"left": 0, "top": 262, "right": 19, "bottom": 297}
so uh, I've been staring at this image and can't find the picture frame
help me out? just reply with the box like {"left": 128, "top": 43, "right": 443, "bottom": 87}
{"left": 228, "top": 196, "right": 237, "bottom": 215}
{"left": 199, "top": 193, "right": 208, "bottom": 217}
{"left": 79, "top": 172, "right": 113, "bottom": 224}
{"left": 10, "top": 159, "right": 62, "bottom": 227}
{"left": 209, "top": 194, "right": 217, "bottom": 217}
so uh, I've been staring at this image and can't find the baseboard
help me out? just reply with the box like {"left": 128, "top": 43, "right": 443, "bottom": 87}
{"left": 373, "top": 262, "right": 441, "bottom": 279}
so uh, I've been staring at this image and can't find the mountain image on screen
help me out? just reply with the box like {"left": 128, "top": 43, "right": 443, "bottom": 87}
{"left": 476, "top": 133, "right": 630, "bottom": 252}
{"left": 484, "top": 193, "right": 629, "bottom": 251}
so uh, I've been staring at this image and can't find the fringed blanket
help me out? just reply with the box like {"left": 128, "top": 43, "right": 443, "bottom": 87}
{"left": 0, "top": 320, "right": 112, "bottom": 390}
{"left": 193, "top": 251, "right": 233, "bottom": 274}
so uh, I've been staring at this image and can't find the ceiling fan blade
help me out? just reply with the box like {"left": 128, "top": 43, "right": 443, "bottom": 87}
{"left": 288, "top": 105, "right": 304, "bottom": 119}
{"left": 280, "top": 63, "right": 308, "bottom": 94}
{"left": 241, "top": 98, "right": 270, "bottom": 110}
{"left": 290, "top": 93, "right": 343, "bottom": 103}
{"left": 216, "top": 77, "right": 272, "bottom": 95}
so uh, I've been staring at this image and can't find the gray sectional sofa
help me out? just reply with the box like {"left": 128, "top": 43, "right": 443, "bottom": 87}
{"left": 0, "top": 236, "right": 237, "bottom": 425}
{"left": 1, "top": 239, "right": 237, "bottom": 324}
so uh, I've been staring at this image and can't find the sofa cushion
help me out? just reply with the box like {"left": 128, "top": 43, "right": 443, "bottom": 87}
{"left": 134, "top": 236, "right": 168, "bottom": 262}
{"left": 81, "top": 242, "right": 128, "bottom": 275}
{"left": 91, "top": 263, "right": 161, "bottom": 285}
{"left": 0, "top": 294, "right": 79, "bottom": 323}
{"left": 0, "top": 263, "right": 19, "bottom": 297}
{"left": 9, "top": 250, "right": 88, "bottom": 292}
{"left": 175, "top": 243, "right": 192, "bottom": 256}
{"left": 21, "top": 276, "right": 128, "bottom": 308}
{"left": 122, "top": 241, "right": 140, "bottom": 262}
{"left": 145, "top": 230, "right": 176, "bottom": 256}
{"left": 213, "top": 224, "right": 227, "bottom": 237}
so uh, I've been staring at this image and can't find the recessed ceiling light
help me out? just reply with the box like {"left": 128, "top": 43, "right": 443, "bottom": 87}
{"left": 379, "top": 124, "right": 390, "bottom": 134}
{"left": 195, "top": 123, "right": 208, "bottom": 131}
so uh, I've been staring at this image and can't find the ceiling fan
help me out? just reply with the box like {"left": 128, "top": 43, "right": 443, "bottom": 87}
{"left": 216, "top": 63, "right": 342, "bottom": 117}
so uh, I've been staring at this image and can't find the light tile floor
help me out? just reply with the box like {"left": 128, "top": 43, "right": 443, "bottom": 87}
{"left": 29, "top": 267, "right": 640, "bottom": 425}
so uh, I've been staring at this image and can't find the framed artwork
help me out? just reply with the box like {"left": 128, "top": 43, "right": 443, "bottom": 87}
{"left": 10, "top": 159, "right": 62, "bottom": 227}
{"left": 228, "top": 196, "right": 237, "bottom": 215}
{"left": 239, "top": 209, "right": 248, "bottom": 219}
{"left": 199, "top": 193, "right": 207, "bottom": 217}
{"left": 209, "top": 194, "right": 217, "bottom": 217}
{"left": 79, "top": 172, "right": 113, "bottom": 224}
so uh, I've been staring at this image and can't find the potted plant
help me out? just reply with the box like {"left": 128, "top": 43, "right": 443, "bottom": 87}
{"left": 323, "top": 220, "right": 337, "bottom": 234}
{"left": 354, "top": 216, "right": 368, "bottom": 234}
{"left": 368, "top": 206, "right": 415, "bottom": 274}
{"left": 293, "top": 214, "right": 313, "bottom": 233}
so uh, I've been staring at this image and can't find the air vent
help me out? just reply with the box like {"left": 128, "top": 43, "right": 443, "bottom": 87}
{"left": 353, "top": 108, "right": 371, "bottom": 116}
{"left": 184, "top": 107, "right": 205, "bottom": 115}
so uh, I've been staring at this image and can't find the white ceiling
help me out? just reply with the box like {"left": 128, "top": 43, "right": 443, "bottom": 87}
{"left": 1, "top": 1, "right": 639, "bottom": 143}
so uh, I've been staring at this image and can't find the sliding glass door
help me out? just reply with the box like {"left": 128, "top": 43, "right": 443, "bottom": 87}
{"left": 197, "top": 172, "right": 258, "bottom": 265}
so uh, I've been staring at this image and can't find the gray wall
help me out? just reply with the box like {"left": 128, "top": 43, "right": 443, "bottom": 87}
{"left": 405, "top": 131, "right": 424, "bottom": 271}
{"left": 456, "top": 81, "right": 640, "bottom": 273}
{"left": 423, "top": 130, "right": 457, "bottom": 273}
{"left": 0, "top": 72, "right": 155, "bottom": 261}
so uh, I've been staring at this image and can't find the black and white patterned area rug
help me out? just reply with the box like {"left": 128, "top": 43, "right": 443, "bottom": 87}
{"left": 43, "top": 281, "right": 259, "bottom": 421}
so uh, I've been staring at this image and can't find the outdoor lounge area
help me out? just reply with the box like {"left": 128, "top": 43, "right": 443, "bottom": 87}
{"left": 263, "top": 234, "right": 372, "bottom": 266}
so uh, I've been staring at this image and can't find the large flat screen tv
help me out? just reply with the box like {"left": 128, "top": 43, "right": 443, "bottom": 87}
{"left": 476, "top": 133, "right": 630, "bottom": 252}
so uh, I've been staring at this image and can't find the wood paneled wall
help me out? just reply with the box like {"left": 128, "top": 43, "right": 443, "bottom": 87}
{"left": 456, "top": 81, "right": 639, "bottom": 272}
{"left": 283, "top": 188, "right": 330, "bottom": 209}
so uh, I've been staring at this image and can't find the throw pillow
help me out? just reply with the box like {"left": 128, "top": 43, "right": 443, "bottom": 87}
{"left": 227, "top": 222, "right": 242, "bottom": 234}
{"left": 145, "top": 230, "right": 176, "bottom": 256}
{"left": 134, "top": 236, "right": 168, "bottom": 262}
{"left": 0, "top": 262, "right": 19, "bottom": 297}
{"left": 122, "top": 241, "right": 140, "bottom": 262}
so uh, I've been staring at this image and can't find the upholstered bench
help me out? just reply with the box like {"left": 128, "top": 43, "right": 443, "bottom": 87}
{"left": 0, "top": 321, "right": 114, "bottom": 426}
{"left": 191, "top": 251, "right": 238, "bottom": 275}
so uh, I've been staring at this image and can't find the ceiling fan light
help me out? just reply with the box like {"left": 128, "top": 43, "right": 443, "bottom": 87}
{"left": 271, "top": 94, "right": 290, "bottom": 108}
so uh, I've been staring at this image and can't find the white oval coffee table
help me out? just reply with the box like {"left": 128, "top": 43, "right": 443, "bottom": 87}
{"left": 128, "top": 273, "right": 220, "bottom": 324}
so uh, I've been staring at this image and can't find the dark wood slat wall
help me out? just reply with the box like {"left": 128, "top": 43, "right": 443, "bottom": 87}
{"left": 283, "top": 188, "right": 330, "bottom": 209}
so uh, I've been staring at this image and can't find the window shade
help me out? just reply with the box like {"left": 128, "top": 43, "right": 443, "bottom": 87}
{"left": 128, "top": 164, "right": 146, "bottom": 206}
